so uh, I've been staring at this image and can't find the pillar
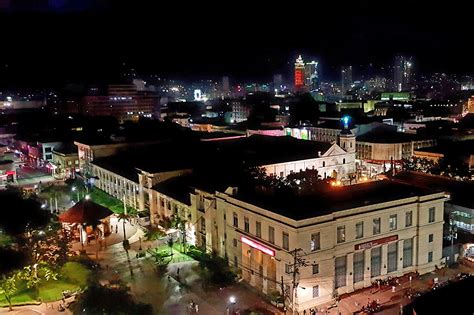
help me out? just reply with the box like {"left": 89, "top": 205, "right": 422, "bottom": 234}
{"left": 398, "top": 240, "right": 404, "bottom": 272}
{"left": 381, "top": 244, "right": 388, "bottom": 276}
{"left": 346, "top": 253, "right": 354, "bottom": 292}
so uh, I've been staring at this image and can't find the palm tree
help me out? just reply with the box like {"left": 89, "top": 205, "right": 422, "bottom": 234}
{"left": 144, "top": 227, "right": 165, "bottom": 249}
{"left": 117, "top": 213, "right": 131, "bottom": 241}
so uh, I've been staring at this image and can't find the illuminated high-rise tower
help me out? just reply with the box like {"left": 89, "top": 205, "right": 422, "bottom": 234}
{"left": 341, "top": 66, "right": 353, "bottom": 94}
{"left": 294, "top": 55, "right": 305, "bottom": 91}
{"left": 394, "top": 55, "right": 414, "bottom": 92}
{"left": 304, "top": 60, "right": 319, "bottom": 91}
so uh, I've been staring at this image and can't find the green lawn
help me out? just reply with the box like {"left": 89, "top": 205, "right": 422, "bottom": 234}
{"left": 0, "top": 262, "right": 91, "bottom": 307}
{"left": 88, "top": 188, "right": 135, "bottom": 214}
{"left": 153, "top": 244, "right": 194, "bottom": 263}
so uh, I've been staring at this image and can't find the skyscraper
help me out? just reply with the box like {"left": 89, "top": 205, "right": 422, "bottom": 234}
{"left": 341, "top": 66, "right": 353, "bottom": 94}
{"left": 304, "top": 60, "right": 319, "bottom": 91}
{"left": 294, "top": 55, "right": 305, "bottom": 91}
{"left": 394, "top": 55, "right": 414, "bottom": 92}
{"left": 222, "top": 76, "right": 230, "bottom": 97}
{"left": 273, "top": 74, "right": 283, "bottom": 92}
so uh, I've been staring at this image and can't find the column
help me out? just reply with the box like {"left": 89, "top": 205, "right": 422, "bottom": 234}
{"left": 398, "top": 240, "right": 404, "bottom": 272}
{"left": 363, "top": 249, "right": 372, "bottom": 287}
{"left": 413, "top": 235, "right": 419, "bottom": 268}
{"left": 381, "top": 244, "right": 388, "bottom": 276}
{"left": 346, "top": 253, "right": 354, "bottom": 292}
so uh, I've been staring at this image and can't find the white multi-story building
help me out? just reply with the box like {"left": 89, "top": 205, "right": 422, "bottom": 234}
{"left": 201, "top": 181, "right": 445, "bottom": 312}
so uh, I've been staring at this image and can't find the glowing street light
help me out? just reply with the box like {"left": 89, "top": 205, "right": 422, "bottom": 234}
{"left": 85, "top": 194, "right": 90, "bottom": 200}
{"left": 229, "top": 296, "right": 236, "bottom": 304}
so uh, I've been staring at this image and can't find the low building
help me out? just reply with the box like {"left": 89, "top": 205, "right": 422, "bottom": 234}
{"left": 413, "top": 140, "right": 474, "bottom": 171}
{"left": 51, "top": 143, "right": 80, "bottom": 179}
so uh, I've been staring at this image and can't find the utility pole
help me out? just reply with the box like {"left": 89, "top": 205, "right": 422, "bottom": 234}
{"left": 289, "top": 248, "right": 308, "bottom": 314}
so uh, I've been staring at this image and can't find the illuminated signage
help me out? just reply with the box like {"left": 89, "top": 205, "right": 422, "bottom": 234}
{"left": 241, "top": 236, "right": 275, "bottom": 257}
{"left": 354, "top": 235, "right": 398, "bottom": 251}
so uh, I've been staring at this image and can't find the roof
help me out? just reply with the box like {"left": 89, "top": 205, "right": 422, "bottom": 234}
{"left": 92, "top": 141, "right": 196, "bottom": 180}
{"left": 59, "top": 200, "right": 113, "bottom": 224}
{"left": 394, "top": 171, "right": 474, "bottom": 208}
{"left": 357, "top": 127, "right": 433, "bottom": 143}
{"left": 203, "top": 135, "right": 333, "bottom": 166}
{"left": 414, "top": 140, "right": 474, "bottom": 156}
{"left": 152, "top": 176, "right": 195, "bottom": 206}
{"left": 231, "top": 180, "right": 440, "bottom": 221}
{"left": 53, "top": 142, "right": 78, "bottom": 155}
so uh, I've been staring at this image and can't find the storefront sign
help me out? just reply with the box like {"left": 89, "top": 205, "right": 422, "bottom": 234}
{"left": 354, "top": 235, "right": 398, "bottom": 250}
{"left": 241, "top": 236, "right": 275, "bottom": 257}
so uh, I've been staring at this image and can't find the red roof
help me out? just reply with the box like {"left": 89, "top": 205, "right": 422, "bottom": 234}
{"left": 59, "top": 200, "right": 113, "bottom": 224}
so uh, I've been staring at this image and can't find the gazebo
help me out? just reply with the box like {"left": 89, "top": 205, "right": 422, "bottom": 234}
{"left": 59, "top": 199, "right": 113, "bottom": 246}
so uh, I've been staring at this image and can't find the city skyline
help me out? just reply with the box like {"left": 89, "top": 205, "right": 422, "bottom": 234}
{"left": 1, "top": 1, "right": 474, "bottom": 87}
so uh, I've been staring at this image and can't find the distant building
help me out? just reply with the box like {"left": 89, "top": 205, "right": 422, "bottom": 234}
{"left": 394, "top": 55, "right": 414, "bottom": 92}
{"left": 468, "top": 96, "right": 474, "bottom": 113}
{"left": 304, "top": 60, "right": 319, "bottom": 91}
{"left": 294, "top": 55, "right": 305, "bottom": 91}
{"left": 341, "top": 66, "right": 353, "bottom": 94}
{"left": 222, "top": 76, "right": 230, "bottom": 97}
{"left": 82, "top": 84, "right": 160, "bottom": 122}
{"left": 51, "top": 143, "right": 79, "bottom": 179}
{"left": 273, "top": 74, "right": 283, "bottom": 92}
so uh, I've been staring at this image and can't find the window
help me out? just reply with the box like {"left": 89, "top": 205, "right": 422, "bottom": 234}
{"left": 389, "top": 214, "right": 397, "bottom": 231}
{"left": 67, "top": 160, "right": 72, "bottom": 166}
{"left": 322, "top": 161, "right": 326, "bottom": 167}
{"left": 428, "top": 234, "right": 433, "bottom": 243}
{"left": 285, "top": 264, "right": 291, "bottom": 274}
{"left": 353, "top": 252, "right": 365, "bottom": 283}
{"left": 233, "top": 213, "right": 238, "bottom": 228}
{"left": 387, "top": 242, "right": 398, "bottom": 273}
{"left": 160, "top": 199, "right": 165, "bottom": 208}
{"left": 310, "top": 233, "right": 320, "bottom": 251}
{"left": 405, "top": 211, "right": 413, "bottom": 227}
{"left": 233, "top": 238, "right": 237, "bottom": 247}
{"left": 312, "top": 264, "right": 319, "bottom": 275}
{"left": 371, "top": 247, "right": 382, "bottom": 277}
{"left": 75, "top": 160, "right": 79, "bottom": 165}
{"left": 200, "top": 218, "right": 206, "bottom": 232}
{"left": 45, "top": 147, "right": 52, "bottom": 153}
{"left": 244, "top": 217, "right": 249, "bottom": 233}
{"left": 373, "top": 218, "right": 381, "bottom": 235}
{"left": 279, "top": 171, "right": 284, "bottom": 177}
{"left": 312, "top": 285, "right": 319, "bottom": 298}
{"left": 356, "top": 222, "right": 364, "bottom": 239}
{"left": 428, "top": 251, "right": 433, "bottom": 263}
{"left": 403, "top": 238, "right": 413, "bottom": 268}
{"left": 335, "top": 256, "right": 346, "bottom": 288}
{"left": 283, "top": 232, "right": 289, "bottom": 250}
{"left": 429, "top": 207, "right": 436, "bottom": 223}
{"left": 269, "top": 226, "right": 275, "bottom": 244}
{"left": 337, "top": 226, "right": 346, "bottom": 243}
{"left": 256, "top": 221, "right": 261, "bottom": 238}
{"left": 45, "top": 154, "right": 52, "bottom": 160}
{"left": 234, "top": 256, "right": 238, "bottom": 268}
{"left": 343, "top": 158, "right": 346, "bottom": 164}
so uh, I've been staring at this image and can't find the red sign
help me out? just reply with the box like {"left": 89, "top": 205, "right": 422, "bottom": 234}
{"left": 354, "top": 235, "right": 398, "bottom": 251}
{"left": 241, "top": 236, "right": 275, "bottom": 257}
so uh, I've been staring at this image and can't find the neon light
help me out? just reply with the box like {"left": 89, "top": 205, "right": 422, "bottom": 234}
{"left": 241, "top": 236, "right": 275, "bottom": 256}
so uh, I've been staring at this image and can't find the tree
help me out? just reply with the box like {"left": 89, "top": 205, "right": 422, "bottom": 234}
{"left": 0, "top": 275, "right": 17, "bottom": 311}
{"left": 39, "top": 184, "right": 68, "bottom": 212}
{"left": 167, "top": 235, "right": 174, "bottom": 258}
{"left": 117, "top": 213, "right": 131, "bottom": 242}
{"left": 144, "top": 227, "right": 165, "bottom": 249}
{"left": 72, "top": 282, "right": 153, "bottom": 314}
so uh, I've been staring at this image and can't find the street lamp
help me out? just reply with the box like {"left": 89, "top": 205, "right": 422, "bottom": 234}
{"left": 229, "top": 296, "right": 236, "bottom": 314}
{"left": 85, "top": 194, "right": 90, "bottom": 200}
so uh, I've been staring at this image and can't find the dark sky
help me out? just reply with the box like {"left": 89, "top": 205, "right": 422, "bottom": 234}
{"left": 0, "top": 1, "right": 473, "bottom": 87}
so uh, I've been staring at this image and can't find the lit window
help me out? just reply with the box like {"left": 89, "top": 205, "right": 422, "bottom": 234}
{"left": 373, "top": 218, "right": 381, "bottom": 235}
{"left": 310, "top": 233, "right": 320, "bottom": 251}
{"left": 389, "top": 214, "right": 397, "bottom": 231}
{"left": 337, "top": 226, "right": 345, "bottom": 243}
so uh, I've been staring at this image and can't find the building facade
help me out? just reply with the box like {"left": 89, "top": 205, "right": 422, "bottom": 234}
{"left": 209, "top": 183, "right": 445, "bottom": 313}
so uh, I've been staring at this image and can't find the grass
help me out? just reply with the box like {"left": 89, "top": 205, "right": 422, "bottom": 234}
{"left": 0, "top": 234, "right": 13, "bottom": 247}
{"left": 153, "top": 244, "right": 194, "bottom": 263}
{"left": 88, "top": 188, "right": 135, "bottom": 214}
{"left": 0, "top": 262, "right": 91, "bottom": 307}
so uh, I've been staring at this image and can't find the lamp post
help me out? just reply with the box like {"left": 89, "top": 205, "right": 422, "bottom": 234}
{"left": 229, "top": 296, "right": 236, "bottom": 314}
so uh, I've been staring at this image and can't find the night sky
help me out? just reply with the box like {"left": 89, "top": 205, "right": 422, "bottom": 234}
{"left": 0, "top": 1, "right": 473, "bottom": 87}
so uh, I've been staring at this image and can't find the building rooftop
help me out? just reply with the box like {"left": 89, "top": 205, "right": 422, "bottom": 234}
{"left": 394, "top": 171, "right": 474, "bottom": 208}
{"left": 92, "top": 141, "right": 196, "bottom": 181}
{"left": 414, "top": 140, "right": 474, "bottom": 155}
{"left": 53, "top": 142, "right": 78, "bottom": 155}
{"left": 357, "top": 127, "right": 432, "bottom": 143}
{"left": 231, "top": 180, "right": 440, "bottom": 221}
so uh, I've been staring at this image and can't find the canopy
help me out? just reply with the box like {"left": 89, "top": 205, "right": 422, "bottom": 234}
{"left": 59, "top": 199, "right": 113, "bottom": 224}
